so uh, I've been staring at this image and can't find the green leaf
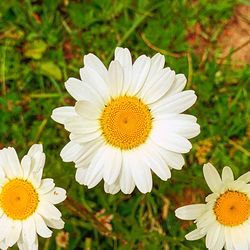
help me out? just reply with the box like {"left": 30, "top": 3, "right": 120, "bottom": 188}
{"left": 23, "top": 40, "right": 47, "bottom": 60}
{"left": 40, "top": 62, "right": 62, "bottom": 80}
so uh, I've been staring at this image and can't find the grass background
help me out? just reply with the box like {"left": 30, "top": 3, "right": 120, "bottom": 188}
{"left": 0, "top": 0, "right": 249, "bottom": 249}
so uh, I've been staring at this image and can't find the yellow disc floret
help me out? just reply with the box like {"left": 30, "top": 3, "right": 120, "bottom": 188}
{"left": 100, "top": 96, "right": 152, "bottom": 150}
{"left": 0, "top": 178, "right": 39, "bottom": 220}
{"left": 214, "top": 190, "right": 250, "bottom": 226}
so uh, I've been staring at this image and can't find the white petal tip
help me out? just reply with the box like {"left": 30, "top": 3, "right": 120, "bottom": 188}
{"left": 203, "top": 163, "right": 215, "bottom": 172}
{"left": 175, "top": 208, "right": 183, "bottom": 219}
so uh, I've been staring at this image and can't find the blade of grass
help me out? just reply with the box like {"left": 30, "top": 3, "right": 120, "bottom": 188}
{"left": 106, "top": 2, "right": 164, "bottom": 63}
{"left": 30, "top": 93, "right": 65, "bottom": 98}
{"left": 1, "top": 43, "right": 7, "bottom": 96}
{"left": 141, "top": 33, "right": 193, "bottom": 88}
{"left": 50, "top": 77, "right": 62, "bottom": 94}
{"left": 32, "top": 118, "right": 48, "bottom": 144}
{"left": 228, "top": 139, "right": 250, "bottom": 157}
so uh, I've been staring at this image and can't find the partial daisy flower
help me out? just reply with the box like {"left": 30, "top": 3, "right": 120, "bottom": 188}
{"left": 56, "top": 231, "right": 69, "bottom": 248}
{"left": 175, "top": 163, "right": 250, "bottom": 250}
{"left": 0, "top": 144, "right": 66, "bottom": 250}
{"left": 51, "top": 47, "right": 200, "bottom": 194}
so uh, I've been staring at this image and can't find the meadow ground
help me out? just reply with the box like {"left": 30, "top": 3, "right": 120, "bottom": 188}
{"left": 0, "top": 0, "right": 249, "bottom": 249}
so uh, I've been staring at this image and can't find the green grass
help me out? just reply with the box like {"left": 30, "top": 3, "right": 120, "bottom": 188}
{"left": 0, "top": 0, "right": 249, "bottom": 249}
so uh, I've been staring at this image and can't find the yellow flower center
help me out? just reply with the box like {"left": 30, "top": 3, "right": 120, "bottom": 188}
{"left": 0, "top": 179, "right": 39, "bottom": 220}
{"left": 100, "top": 96, "right": 152, "bottom": 150}
{"left": 214, "top": 190, "right": 250, "bottom": 226}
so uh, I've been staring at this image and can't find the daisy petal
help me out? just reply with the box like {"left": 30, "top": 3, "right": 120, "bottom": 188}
{"left": 0, "top": 241, "right": 8, "bottom": 250}
{"left": 0, "top": 149, "right": 13, "bottom": 178}
{"left": 75, "top": 167, "right": 88, "bottom": 185}
{"left": 141, "top": 69, "right": 175, "bottom": 104}
{"left": 34, "top": 213, "right": 52, "bottom": 238}
{"left": 206, "top": 223, "right": 222, "bottom": 249}
{"left": 75, "top": 139, "right": 103, "bottom": 168}
{"left": 5, "top": 220, "right": 21, "bottom": 247}
{"left": 114, "top": 47, "right": 132, "bottom": 95}
{"left": 237, "top": 172, "right": 250, "bottom": 183}
{"left": 65, "top": 78, "right": 104, "bottom": 106}
{"left": 129, "top": 151, "right": 152, "bottom": 193}
{"left": 0, "top": 147, "right": 22, "bottom": 178}
{"left": 7, "top": 147, "right": 22, "bottom": 176}
{"left": 27, "top": 144, "right": 42, "bottom": 156}
{"left": 146, "top": 155, "right": 171, "bottom": 181}
{"left": 103, "top": 147, "right": 122, "bottom": 185}
{"left": 60, "top": 141, "right": 84, "bottom": 163}
{"left": 83, "top": 53, "right": 108, "bottom": 81}
{"left": 42, "top": 187, "right": 66, "bottom": 204}
{"left": 161, "top": 149, "right": 185, "bottom": 170}
{"left": 177, "top": 114, "right": 197, "bottom": 122}
{"left": 27, "top": 144, "right": 45, "bottom": 172}
{"left": 222, "top": 166, "right": 234, "bottom": 183}
{"left": 31, "top": 152, "right": 45, "bottom": 173}
{"left": 85, "top": 146, "right": 108, "bottom": 188}
{"left": 129, "top": 55, "right": 151, "bottom": 95}
{"left": 104, "top": 181, "right": 120, "bottom": 194}
{"left": 18, "top": 235, "right": 38, "bottom": 250}
{"left": 225, "top": 227, "right": 234, "bottom": 250}
{"left": 65, "top": 77, "right": 85, "bottom": 101}
{"left": 151, "top": 90, "right": 197, "bottom": 114}
{"left": 151, "top": 130, "right": 192, "bottom": 153}
{"left": 28, "top": 149, "right": 45, "bottom": 186}
{"left": 154, "top": 119, "right": 200, "bottom": 139}
{"left": 175, "top": 204, "right": 206, "bottom": 220}
{"left": 38, "top": 178, "right": 55, "bottom": 194}
{"left": 75, "top": 100, "right": 101, "bottom": 120}
{"left": 138, "top": 52, "right": 166, "bottom": 99}
{"left": 114, "top": 47, "right": 132, "bottom": 67}
{"left": 21, "top": 155, "right": 31, "bottom": 179}
{"left": 0, "top": 161, "right": 5, "bottom": 179}
{"left": 80, "top": 66, "right": 108, "bottom": 101}
{"left": 213, "top": 225, "right": 225, "bottom": 250}
{"left": 196, "top": 210, "right": 216, "bottom": 229}
{"left": 203, "top": 163, "right": 222, "bottom": 192}
{"left": 22, "top": 217, "right": 36, "bottom": 246}
{"left": 69, "top": 130, "right": 101, "bottom": 144}
{"left": 65, "top": 116, "right": 99, "bottom": 134}
{"left": 166, "top": 73, "right": 187, "bottom": 96}
{"left": 0, "top": 215, "right": 11, "bottom": 241}
{"left": 51, "top": 106, "right": 77, "bottom": 124}
{"left": 44, "top": 218, "right": 64, "bottom": 230}
{"left": 141, "top": 143, "right": 171, "bottom": 181}
{"left": 108, "top": 60, "right": 124, "bottom": 97}
{"left": 37, "top": 201, "right": 62, "bottom": 220}
{"left": 231, "top": 226, "right": 248, "bottom": 250}
{"left": 120, "top": 152, "right": 135, "bottom": 194}
{"left": 185, "top": 229, "right": 205, "bottom": 241}
{"left": 149, "top": 53, "right": 165, "bottom": 73}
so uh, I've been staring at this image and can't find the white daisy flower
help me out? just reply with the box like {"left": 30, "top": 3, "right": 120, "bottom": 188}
{"left": 175, "top": 163, "right": 250, "bottom": 250}
{"left": 0, "top": 144, "right": 66, "bottom": 250}
{"left": 51, "top": 47, "right": 200, "bottom": 194}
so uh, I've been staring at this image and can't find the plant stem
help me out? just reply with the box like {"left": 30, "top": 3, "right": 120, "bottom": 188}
{"left": 64, "top": 196, "right": 127, "bottom": 244}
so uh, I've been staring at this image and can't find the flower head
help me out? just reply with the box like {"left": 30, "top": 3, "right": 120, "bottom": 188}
{"left": 175, "top": 163, "right": 250, "bottom": 250}
{"left": 56, "top": 231, "right": 69, "bottom": 248}
{"left": 52, "top": 47, "right": 200, "bottom": 194}
{"left": 0, "top": 144, "right": 66, "bottom": 250}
